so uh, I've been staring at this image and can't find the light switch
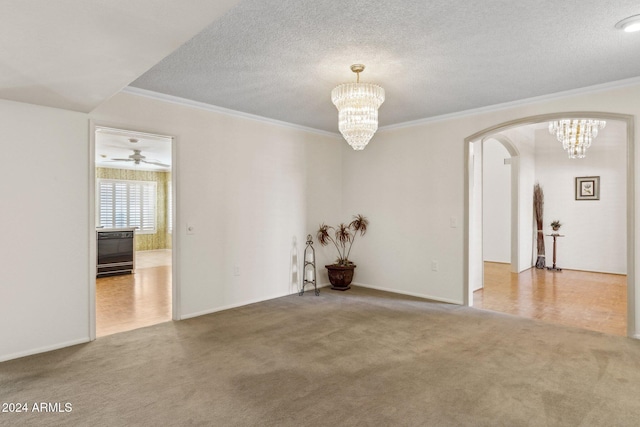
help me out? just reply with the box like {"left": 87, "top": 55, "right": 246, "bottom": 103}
{"left": 450, "top": 217, "right": 458, "bottom": 228}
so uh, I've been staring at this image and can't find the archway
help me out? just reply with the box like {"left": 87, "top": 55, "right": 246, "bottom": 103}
{"left": 464, "top": 112, "right": 635, "bottom": 338}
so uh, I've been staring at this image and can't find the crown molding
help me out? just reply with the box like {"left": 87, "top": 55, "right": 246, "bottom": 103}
{"left": 121, "top": 86, "right": 341, "bottom": 139}
{"left": 378, "top": 76, "right": 640, "bottom": 132}
{"left": 124, "top": 75, "right": 640, "bottom": 137}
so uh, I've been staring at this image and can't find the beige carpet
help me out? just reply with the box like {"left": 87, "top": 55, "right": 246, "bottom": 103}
{"left": 2, "top": 287, "right": 640, "bottom": 426}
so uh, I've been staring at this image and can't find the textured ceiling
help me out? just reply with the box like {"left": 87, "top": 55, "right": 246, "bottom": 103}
{"left": 130, "top": 0, "right": 640, "bottom": 133}
{"left": 0, "top": 0, "right": 241, "bottom": 112}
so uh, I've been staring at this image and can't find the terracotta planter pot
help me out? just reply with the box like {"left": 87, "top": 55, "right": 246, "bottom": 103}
{"left": 325, "top": 264, "right": 356, "bottom": 291}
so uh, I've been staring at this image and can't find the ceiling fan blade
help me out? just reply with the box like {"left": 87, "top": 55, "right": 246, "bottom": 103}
{"left": 109, "top": 158, "right": 134, "bottom": 162}
{"left": 141, "top": 160, "right": 170, "bottom": 167}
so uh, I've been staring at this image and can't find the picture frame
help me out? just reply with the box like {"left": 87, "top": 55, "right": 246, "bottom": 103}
{"left": 575, "top": 176, "right": 600, "bottom": 200}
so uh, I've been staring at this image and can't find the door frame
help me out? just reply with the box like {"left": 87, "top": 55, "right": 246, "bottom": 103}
{"left": 464, "top": 112, "right": 636, "bottom": 338}
{"left": 89, "top": 121, "right": 179, "bottom": 340}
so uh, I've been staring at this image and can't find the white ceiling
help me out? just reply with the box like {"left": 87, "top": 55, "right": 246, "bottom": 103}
{"left": 2, "top": 1, "right": 640, "bottom": 135}
{"left": 129, "top": 1, "right": 640, "bottom": 133}
{"left": 0, "top": 0, "right": 241, "bottom": 112}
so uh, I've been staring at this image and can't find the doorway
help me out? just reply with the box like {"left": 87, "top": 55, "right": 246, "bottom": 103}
{"left": 91, "top": 125, "right": 176, "bottom": 338}
{"left": 465, "top": 113, "right": 635, "bottom": 337}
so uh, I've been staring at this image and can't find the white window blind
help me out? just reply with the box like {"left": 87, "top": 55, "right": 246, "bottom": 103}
{"left": 98, "top": 179, "right": 157, "bottom": 233}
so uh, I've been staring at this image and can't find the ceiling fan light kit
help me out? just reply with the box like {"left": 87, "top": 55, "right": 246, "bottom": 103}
{"left": 331, "top": 64, "right": 385, "bottom": 151}
{"left": 616, "top": 15, "right": 640, "bottom": 32}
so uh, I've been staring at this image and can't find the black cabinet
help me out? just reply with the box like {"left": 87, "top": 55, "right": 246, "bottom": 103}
{"left": 97, "top": 229, "right": 135, "bottom": 277}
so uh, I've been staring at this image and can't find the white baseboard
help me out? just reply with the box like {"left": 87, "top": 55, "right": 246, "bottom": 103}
{"left": 0, "top": 337, "right": 90, "bottom": 363}
{"left": 180, "top": 283, "right": 332, "bottom": 320}
{"left": 351, "top": 282, "right": 464, "bottom": 305}
{"left": 181, "top": 293, "right": 288, "bottom": 320}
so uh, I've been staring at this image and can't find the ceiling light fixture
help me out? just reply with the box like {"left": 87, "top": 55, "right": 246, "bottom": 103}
{"left": 548, "top": 119, "right": 606, "bottom": 159}
{"left": 331, "top": 64, "right": 385, "bottom": 150}
{"left": 615, "top": 15, "right": 640, "bottom": 32}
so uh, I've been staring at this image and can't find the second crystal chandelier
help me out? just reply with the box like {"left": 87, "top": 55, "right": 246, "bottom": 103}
{"left": 548, "top": 119, "right": 606, "bottom": 159}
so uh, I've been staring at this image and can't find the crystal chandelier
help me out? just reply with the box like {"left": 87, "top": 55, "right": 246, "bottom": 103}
{"left": 548, "top": 119, "right": 606, "bottom": 159}
{"left": 331, "top": 64, "right": 385, "bottom": 150}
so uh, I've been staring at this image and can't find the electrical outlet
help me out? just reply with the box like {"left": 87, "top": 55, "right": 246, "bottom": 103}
{"left": 431, "top": 260, "right": 439, "bottom": 272}
{"left": 450, "top": 216, "right": 458, "bottom": 228}
{"left": 233, "top": 265, "right": 240, "bottom": 276}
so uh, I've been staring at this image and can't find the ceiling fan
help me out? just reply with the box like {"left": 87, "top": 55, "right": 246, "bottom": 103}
{"left": 110, "top": 149, "right": 169, "bottom": 168}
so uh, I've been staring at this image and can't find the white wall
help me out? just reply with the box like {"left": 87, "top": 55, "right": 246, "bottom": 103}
{"left": 341, "top": 120, "right": 466, "bottom": 304}
{"left": 91, "top": 93, "right": 342, "bottom": 319}
{"left": 534, "top": 121, "right": 627, "bottom": 274}
{"left": 0, "top": 99, "right": 89, "bottom": 361}
{"left": 483, "top": 139, "right": 511, "bottom": 263}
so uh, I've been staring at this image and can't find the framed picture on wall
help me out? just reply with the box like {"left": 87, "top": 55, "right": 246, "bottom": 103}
{"left": 575, "top": 176, "right": 600, "bottom": 200}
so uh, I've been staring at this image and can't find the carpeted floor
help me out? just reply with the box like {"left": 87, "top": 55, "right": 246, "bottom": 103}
{"left": 2, "top": 286, "right": 640, "bottom": 426}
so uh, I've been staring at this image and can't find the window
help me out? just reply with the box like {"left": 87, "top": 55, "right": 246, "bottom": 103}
{"left": 97, "top": 179, "right": 157, "bottom": 233}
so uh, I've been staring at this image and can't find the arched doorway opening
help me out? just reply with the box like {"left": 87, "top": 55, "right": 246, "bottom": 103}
{"left": 465, "top": 112, "right": 635, "bottom": 337}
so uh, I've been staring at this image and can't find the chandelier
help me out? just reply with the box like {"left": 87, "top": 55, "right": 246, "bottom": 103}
{"left": 331, "top": 64, "right": 385, "bottom": 150}
{"left": 548, "top": 119, "right": 606, "bottom": 159}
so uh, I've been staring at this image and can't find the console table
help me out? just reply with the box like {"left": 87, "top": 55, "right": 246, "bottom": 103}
{"left": 546, "top": 233, "right": 564, "bottom": 272}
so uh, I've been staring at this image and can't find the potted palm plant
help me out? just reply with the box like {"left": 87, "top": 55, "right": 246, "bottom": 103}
{"left": 317, "top": 214, "right": 369, "bottom": 291}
